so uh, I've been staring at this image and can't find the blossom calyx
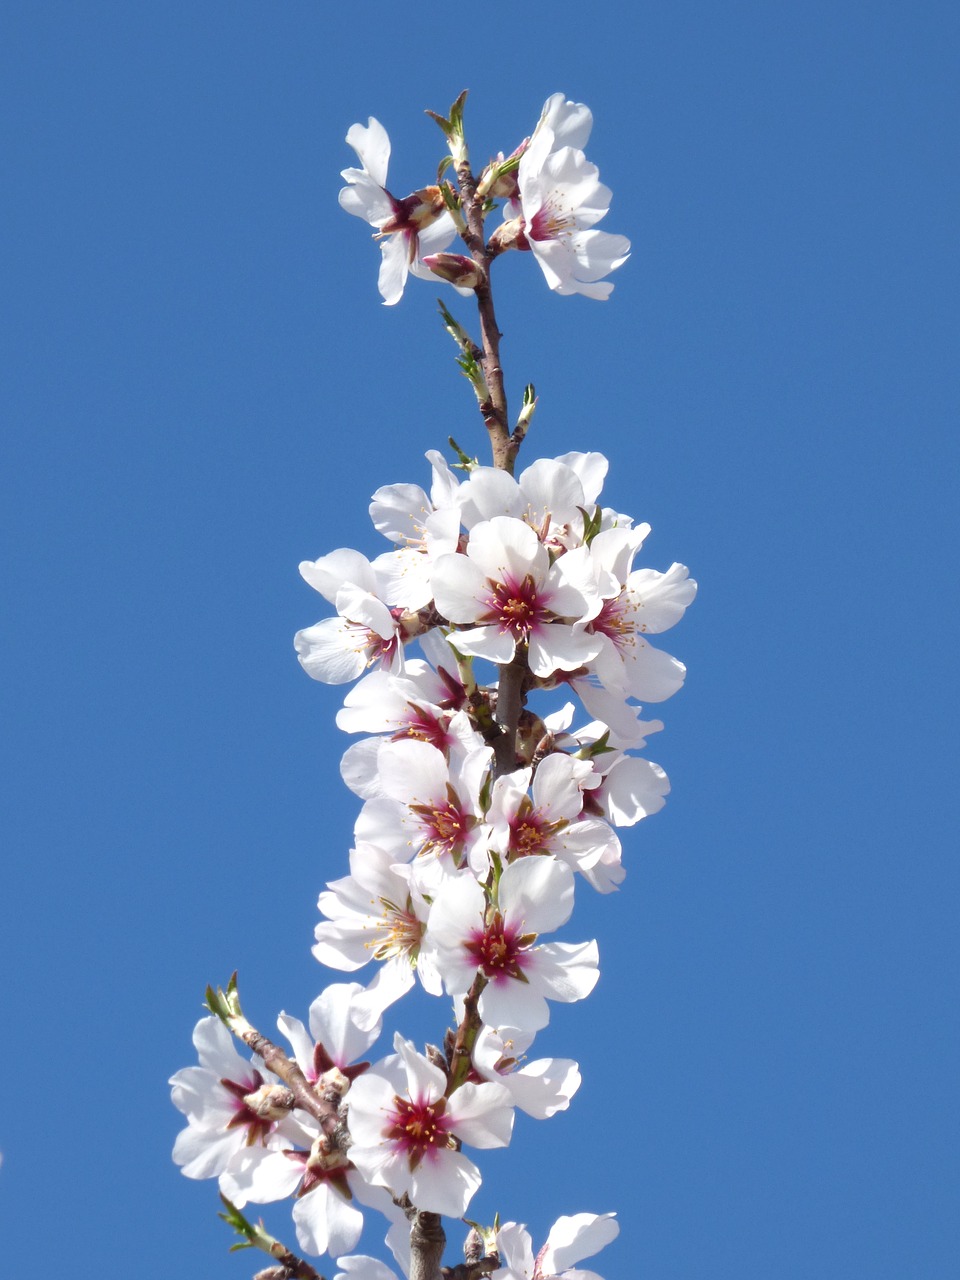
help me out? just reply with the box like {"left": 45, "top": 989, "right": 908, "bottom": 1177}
{"left": 379, "top": 186, "right": 448, "bottom": 237}
{"left": 426, "top": 90, "right": 469, "bottom": 167}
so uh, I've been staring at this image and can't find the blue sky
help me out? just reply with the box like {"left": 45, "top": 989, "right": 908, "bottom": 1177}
{"left": 2, "top": 2, "right": 958, "bottom": 1277}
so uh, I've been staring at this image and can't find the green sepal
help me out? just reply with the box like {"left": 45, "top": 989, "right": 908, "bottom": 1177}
{"left": 204, "top": 971, "right": 242, "bottom": 1025}
{"left": 447, "top": 436, "right": 478, "bottom": 470}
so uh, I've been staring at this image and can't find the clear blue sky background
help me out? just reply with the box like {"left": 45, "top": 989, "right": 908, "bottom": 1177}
{"left": 2, "top": 3, "right": 958, "bottom": 1277}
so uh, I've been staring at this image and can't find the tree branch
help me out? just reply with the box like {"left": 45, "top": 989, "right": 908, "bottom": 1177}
{"left": 410, "top": 1212, "right": 447, "bottom": 1280}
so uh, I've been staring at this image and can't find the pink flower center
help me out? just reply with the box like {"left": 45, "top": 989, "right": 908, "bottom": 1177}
{"left": 592, "top": 596, "right": 639, "bottom": 651}
{"left": 394, "top": 704, "right": 452, "bottom": 752}
{"left": 368, "top": 896, "right": 424, "bottom": 961}
{"left": 465, "top": 913, "right": 529, "bottom": 981}
{"left": 220, "top": 1071, "right": 278, "bottom": 1146}
{"left": 410, "top": 785, "right": 476, "bottom": 862}
{"left": 348, "top": 622, "right": 399, "bottom": 670}
{"left": 508, "top": 798, "right": 565, "bottom": 857}
{"left": 387, "top": 1096, "right": 453, "bottom": 1157}
{"left": 528, "top": 194, "right": 576, "bottom": 242}
{"left": 481, "top": 574, "right": 548, "bottom": 641}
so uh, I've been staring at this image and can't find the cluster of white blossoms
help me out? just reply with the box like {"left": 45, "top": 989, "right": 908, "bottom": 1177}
{"left": 171, "top": 93, "right": 692, "bottom": 1280}
{"left": 341, "top": 93, "right": 630, "bottom": 303}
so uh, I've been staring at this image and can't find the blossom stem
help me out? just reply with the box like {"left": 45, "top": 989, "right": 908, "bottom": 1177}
{"left": 409, "top": 1211, "right": 447, "bottom": 1280}
{"left": 455, "top": 161, "right": 515, "bottom": 474}
{"left": 445, "top": 971, "right": 488, "bottom": 1096}
{"left": 233, "top": 1022, "right": 340, "bottom": 1136}
{"left": 492, "top": 655, "right": 526, "bottom": 776}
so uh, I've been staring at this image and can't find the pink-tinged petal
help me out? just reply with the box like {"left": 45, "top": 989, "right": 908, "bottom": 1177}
{"left": 447, "top": 1081, "right": 514, "bottom": 1148}
{"left": 173, "top": 1125, "right": 241, "bottom": 1180}
{"left": 536, "top": 148, "right": 611, "bottom": 227}
{"left": 412, "top": 210, "right": 458, "bottom": 257}
{"left": 344, "top": 1072, "right": 398, "bottom": 1147}
{"left": 334, "top": 586, "right": 395, "bottom": 639}
{"left": 531, "top": 753, "right": 589, "bottom": 823}
{"left": 517, "top": 458, "right": 585, "bottom": 528}
{"left": 479, "top": 978, "right": 551, "bottom": 1034}
{"left": 528, "top": 624, "right": 600, "bottom": 677}
{"left": 431, "top": 552, "right": 488, "bottom": 622}
{"left": 579, "top": 847, "right": 626, "bottom": 895}
{"left": 300, "top": 549, "right": 378, "bottom": 602}
{"left": 220, "top": 1147, "right": 302, "bottom": 1206}
{"left": 191, "top": 1016, "right": 252, "bottom": 1079}
{"left": 394, "top": 1032, "right": 446, "bottom": 1102}
{"left": 567, "top": 228, "right": 631, "bottom": 276}
{"left": 340, "top": 737, "right": 384, "bottom": 800}
{"left": 526, "top": 941, "right": 600, "bottom": 1004}
{"left": 600, "top": 757, "right": 669, "bottom": 825}
{"left": 507, "top": 1056, "right": 581, "bottom": 1119}
{"left": 558, "top": 819, "right": 620, "bottom": 873}
{"left": 539, "top": 94, "right": 593, "bottom": 150}
{"left": 425, "top": 448, "right": 461, "bottom": 508}
{"left": 410, "top": 1147, "right": 482, "bottom": 1216}
{"left": 353, "top": 797, "right": 410, "bottom": 857}
{"left": 372, "top": 546, "right": 433, "bottom": 611}
{"left": 499, "top": 856, "right": 574, "bottom": 936}
{"left": 553, "top": 451, "right": 608, "bottom": 505}
{"left": 624, "top": 563, "right": 697, "bottom": 633}
{"left": 295, "top": 619, "right": 368, "bottom": 685}
{"left": 170, "top": 1066, "right": 237, "bottom": 1128}
{"left": 335, "top": 1258, "right": 398, "bottom": 1280}
{"left": 449, "top": 624, "right": 517, "bottom": 665}
{"left": 547, "top": 547, "right": 604, "bottom": 618}
{"left": 467, "top": 516, "right": 547, "bottom": 583}
{"left": 457, "top": 468, "right": 523, "bottom": 527}
{"left": 494, "top": 1222, "right": 536, "bottom": 1278}
{"left": 378, "top": 234, "right": 409, "bottom": 307}
{"left": 369, "top": 483, "right": 432, "bottom": 543}
{"left": 542, "top": 1213, "right": 619, "bottom": 1272}
{"left": 307, "top": 982, "right": 378, "bottom": 1066}
{"left": 339, "top": 171, "right": 394, "bottom": 226}
{"left": 293, "top": 1181, "right": 365, "bottom": 1259}
{"left": 429, "top": 873, "right": 486, "bottom": 948}
{"left": 620, "top": 639, "right": 687, "bottom": 703}
{"left": 376, "top": 739, "right": 448, "bottom": 806}
{"left": 345, "top": 118, "right": 391, "bottom": 188}
{"left": 277, "top": 1013, "right": 315, "bottom": 1076}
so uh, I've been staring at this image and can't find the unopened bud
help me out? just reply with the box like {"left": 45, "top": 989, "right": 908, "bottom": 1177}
{"left": 422, "top": 253, "right": 482, "bottom": 289}
{"left": 243, "top": 1083, "right": 295, "bottom": 1121}
{"left": 464, "top": 1226, "right": 484, "bottom": 1265}
{"left": 425, "top": 1043, "right": 448, "bottom": 1074}
{"left": 476, "top": 140, "right": 527, "bottom": 200}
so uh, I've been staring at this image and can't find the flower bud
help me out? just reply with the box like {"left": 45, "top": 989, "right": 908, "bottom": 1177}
{"left": 422, "top": 253, "right": 482, "bottom": 289}
{"left": 476, "top": 141, "right": 528, "bottom": 199}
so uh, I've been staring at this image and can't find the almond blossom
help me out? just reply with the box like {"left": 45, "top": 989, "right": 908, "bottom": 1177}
{"left": 339, "top": 118, "right": 458, "bottom": 306}
{"left": 486, "top": 753, "right": 622, "bottom": 882}
{"left": 431, "top": 516, "right": 602, "bottom": 676}
{"left": 313, "top": 843, "right": 441, "bottom": 996}
{"left": 500, "top": 96, "right": 630, "bottom": 300}
{"left": 425, "top": 856, "right": 600, "bottom": 1033}
{"left": 492, "top": 1213, "right": 620, "bottom": 1280}
{"left": 472, "top": 1024, "right": 581, "bottom": 1119}
{"left": 346, "top": 1033, "right": 514, "bottom": 1217}
{"left": 170, "top": 1017, "right": 304, "bottom": 1192}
